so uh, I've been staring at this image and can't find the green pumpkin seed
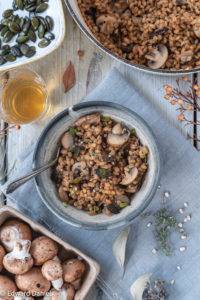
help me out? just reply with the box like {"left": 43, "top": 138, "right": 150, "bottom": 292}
{"left": 11, "top": 45, "right": 22, "bottom": 57}
{"left": 0, "top": 24, "right": 4, "bottom": 31}
{"left": 22, "top": 18, "right": 31, "bottom": 34}
{"left": 28, "top": 29, "right": 36, "bottom": 42}
{"left": 1, "top": 26, "right": 9, "bottom": 37}
{"left": 4, "top": 53, "right": 16, "bottom": 62}
{"left": 16, "top": 34, "right": 29, "bottom": 43}
{"left": 3, "top": 10, "right": 13, "bottom": 19}
{"left": 38, "top": 38, "right": 50, "bottom": 48}
{"left": 9, "top": 22, "right": 21, "bottom": 33}
{"left": 45, "top": 16, "right": 54, "bottom": 31}
{"left": 1, "top": 19, "right": 10, "bottom": 26}
{"left": 31, "top": 17, "right": 39, "bottom": 30}
{"left": 44, "top": 32, "right": 55, "bottom": 41}
{"left": 25, "top": 46, "right": 36, "bottom": 57}
{"left": 36, "top": 3, "right": 48, "bottom": 13}
{"left": 20, "top": 43, "right": 29, "bottom": 55}
{"left": 3, "top": 31, "right": 14, "bottom": 43}
{"left": 0, "top": 56, "right": 6, "bottom": 65}
{"left": 38, "top": 24, "right": 45, "bottom": 39}
{"left": 25, "top": 4, "right": 36, "bottom": 12}
{"left": 15, "top": 0, "right": 24, "bottom": 10}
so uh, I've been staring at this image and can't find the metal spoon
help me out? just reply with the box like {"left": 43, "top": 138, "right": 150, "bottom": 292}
{"left": 6, "top": 147, "right": 61, "bottom": 194}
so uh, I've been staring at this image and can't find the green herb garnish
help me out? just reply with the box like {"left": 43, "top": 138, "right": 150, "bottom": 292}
{"left": 68, "top": 127, "right": 78, "bottom": 137}
{"left": 70, "top": 177, "right": 82, "bottom": 185}
{"left": 102, "top": 116, "right": 111, "bottom": 123}
{"left": 96, "top": 168, "right": 111, "bottom": 179}
{"left": 130, "top": 128, "right": 136, "bottom": 137}
{"left": 71, "top": 145, "right": 84, "bottom": 156}
{"left": 154, "top": 208, "right": 178, "bottom": 256}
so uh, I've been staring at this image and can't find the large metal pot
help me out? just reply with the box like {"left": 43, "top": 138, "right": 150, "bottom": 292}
{"left": 64, "top": 0, "right": 200, "bottom": 76}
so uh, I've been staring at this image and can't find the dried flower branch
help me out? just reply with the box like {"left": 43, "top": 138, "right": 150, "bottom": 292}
{"left": 164, "top": 76, "right": 200, "bottom": 142}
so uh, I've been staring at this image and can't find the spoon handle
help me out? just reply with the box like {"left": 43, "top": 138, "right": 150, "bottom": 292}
{"left": 6, "top": 162, "right": 54, "bottom": 194}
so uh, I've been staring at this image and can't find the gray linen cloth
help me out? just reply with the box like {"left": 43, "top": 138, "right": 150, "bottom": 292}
{"left": 1, "top": 69, "right": 200, "bottom": 300}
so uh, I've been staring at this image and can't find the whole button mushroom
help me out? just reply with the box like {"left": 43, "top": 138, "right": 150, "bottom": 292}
{"left": 0, "top": 219, "right": 32, "bottom": 252}
{"left": 42, "top": 257, "right": 63, "bottom": 291}
{"left": 107, "top": 123, "right": 130, "bottom": 147}
{"left": 15, "top": 267, "right": 51, "bottom": 297}
{"left": 62, "top": 259, "right": 86, "bottom": 283}
{"left": 3, "top": 240, "right": 33, "bottom": 275}
{"left": 0, "top": 275, "right": 17, "bottom": 300}
{"left": 0, "top": 245, "right": 6, "bottom": 271}
{"left": 44, "top": 284, "right": 75, "bottom": 300}
{"left": 30, "top": 236, "right": 58, "bottom": 266}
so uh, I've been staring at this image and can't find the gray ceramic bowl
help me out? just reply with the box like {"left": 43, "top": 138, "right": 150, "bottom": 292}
{"left": 33, "top": 101, "right": 161, "bottom": 230}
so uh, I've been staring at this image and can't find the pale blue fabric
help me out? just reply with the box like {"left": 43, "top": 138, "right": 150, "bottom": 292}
{"left": 2, "top": 69, "right": 200, "bottom": 300}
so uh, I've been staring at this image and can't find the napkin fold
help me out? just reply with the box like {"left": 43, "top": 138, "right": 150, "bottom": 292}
{"left": 2, "top": 69, "right": 200, "bottom": 300}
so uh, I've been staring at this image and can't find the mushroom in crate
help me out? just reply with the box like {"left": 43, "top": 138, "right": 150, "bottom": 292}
{"left": 0, "top": 217, "right": 88, "bottom": 299}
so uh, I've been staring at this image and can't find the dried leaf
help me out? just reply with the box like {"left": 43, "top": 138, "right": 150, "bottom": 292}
{"left": 130, "top": 274, "right": 151, "bottom": 300}
{"left": 63, "top": 61, "right": 76, "bottom": 93}
{"left": 112, "top": 226, "right": 130, "bottom": 269}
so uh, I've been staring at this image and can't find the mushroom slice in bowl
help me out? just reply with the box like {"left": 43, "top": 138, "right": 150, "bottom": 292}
{"left": 145, "top": 45, "right": 168, "bottom": 69}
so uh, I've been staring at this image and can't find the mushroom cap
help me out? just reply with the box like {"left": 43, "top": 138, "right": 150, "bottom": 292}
{"left": 71, "top": 278, "right": 82, "bottom": 291}
{"left": 0, "top": 219, "right": 32, "bottom": 252}
{"left": 42, "top": 259, "right": 63, "bottom": 281}
{"left": 120, "top": 167, "right": 139, "bottom": 186}
{"left": 0, "top": 275, "right": 17, "bottom": 300}
{"left": 0, "top": 245, "right": 6, "bottom": 272}
{"left": 61, "top": 133, "right": 73, "bottom": 150}
{"left": 74, "top": 113, "right": 100, "bottom": 126}
{"left": 112, "top": 123, "right": 123, "bottom": 135}
{"left": 96, "top": 15, "right": 118, "bottom": 35}
{"left": 193, "top": 18, "right": 200, "bottom": 38}
{"left": 30, "top": 236, "right": 58, "bottom": 266}
{"left": 62, "top": 259, "right": 86, "bottom": 283}
{"left": 15, "top": 267, "right": 51, "bottom": 296}
{"left": 48, "top": 284, "right": 75, "bottom": 300}
{"left": 146, "top": 44, "right": 168, "bottom": 69}
{"left": 107, "top": 132, "right": 130, "bottom": 147}
{"left": 3, "top": 240, "right": 33, "bottom": 275}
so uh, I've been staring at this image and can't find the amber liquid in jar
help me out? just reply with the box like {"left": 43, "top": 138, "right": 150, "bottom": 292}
{"left": 2, "top": 78, "right": 47, "bottom": 124}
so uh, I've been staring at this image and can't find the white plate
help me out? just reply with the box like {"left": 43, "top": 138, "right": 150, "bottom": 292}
{"left": 0, "top": 0, "right": 65, "bottom": 71}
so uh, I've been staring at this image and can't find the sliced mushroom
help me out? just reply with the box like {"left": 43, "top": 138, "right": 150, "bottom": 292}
{"left": 193, "top": 18, "right": 200, "bottom": 38}
{"left": 96, "top": 15, "right": 118, "bottom": 35}
{"left": 61, "top": 133, "right": 73, "bottom": 150}
{"left": 145, "top": 45, "right": 168, "bottom": 69}
{"left": 3, "top": 240, "right": 33, "bottom": 275}
{"left": 75, "top": 113, "right": 100, "bottom": 126}
{"left": 120, "top": 167, "right": 139, "bottom": 185}
{"left": 180, "top": 49, "right": 193, "bottom": 64}
{"left": 112, "top": 123, "right": 123, "bottom": 135}
{"left": 112, "top": 0, "right": 129, "bottom": 14}
{"left": 107, "top": 132, "right": 129, "bottom": 147}
{"left": 58, "top": 186, "right": 69, "bottom": 202}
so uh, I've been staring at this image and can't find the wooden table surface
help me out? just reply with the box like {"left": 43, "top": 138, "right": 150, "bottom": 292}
{"left": 0, "top": 2, "right": 199, "bottom": 203}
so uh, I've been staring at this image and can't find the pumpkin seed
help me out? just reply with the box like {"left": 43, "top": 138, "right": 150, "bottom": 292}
{"left": 38, "top": 38, "right": 50, "bottom": 48}
{"left": 25, "top": 45, "right": 36, "bottom": 57}
{"left": 15, "top": 0, "right": 24, "bottom": 10}
{"left": 45, "top": 16, "right": 54, "bottom": 31}
{"left": 4, "top": 53, "right": 16, "bottom": 62}
{"left": 44, "top": 31, "right": 55, "bottom": 41}
{"left": 0, "top": 56, "right": 6, "bottom": 65}
{"left": 36, "top": 3, "right": 48, "bottom": 13}
{"left": 20, "top": 43, "right": 30, "bottom": 55}
{"left": 3, "top": 10, "right": 13, "bottom": 19}
{"left": 1, "top": 45, "right": 11, "bottom": 56}
{"left": 28, "top": 29, "right": 36, "bottom": 42}
{"left": 0, "top": 26, "right": 9, "bottom": 37}
{"left": 16, "top": 34, "right": 29, "bottom": 43}
{"left": 31, "top": 17, "right": 39, "bottom": 30}
{"left": 11, "top": 45, "right": 22, "bottom": 57}
{"left": 3, "top": 31, "right": 14, "bottom": 43}
{"left": 38, "top": 24, "right": 45, "bottom": 38}
{"left": 22, "top": 18, "right": 31, "bottom": 34}
{"left": 25, "top": 4, "right": 36, "bottom": 12}
{"left": 9, "top": 22, "right": 21, "bottom": 33}
{"left": 1, "top": 19, "right": 10, "bottom": 27}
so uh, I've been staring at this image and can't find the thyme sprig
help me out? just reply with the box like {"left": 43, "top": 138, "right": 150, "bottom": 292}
{"left": 154, "top": 208, "right": 178, "bottom": 256}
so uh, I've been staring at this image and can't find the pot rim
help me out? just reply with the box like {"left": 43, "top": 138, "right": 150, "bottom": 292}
{"left": 64, "top": 0, "right": 200, "bottom": 76}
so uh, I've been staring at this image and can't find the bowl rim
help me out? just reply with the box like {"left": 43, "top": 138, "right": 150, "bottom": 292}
{"left": 33, "top": 101, "right": 161, "bottom": 230}
{"left": 64, "top": 0, "right": 200, "bottom": 76}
